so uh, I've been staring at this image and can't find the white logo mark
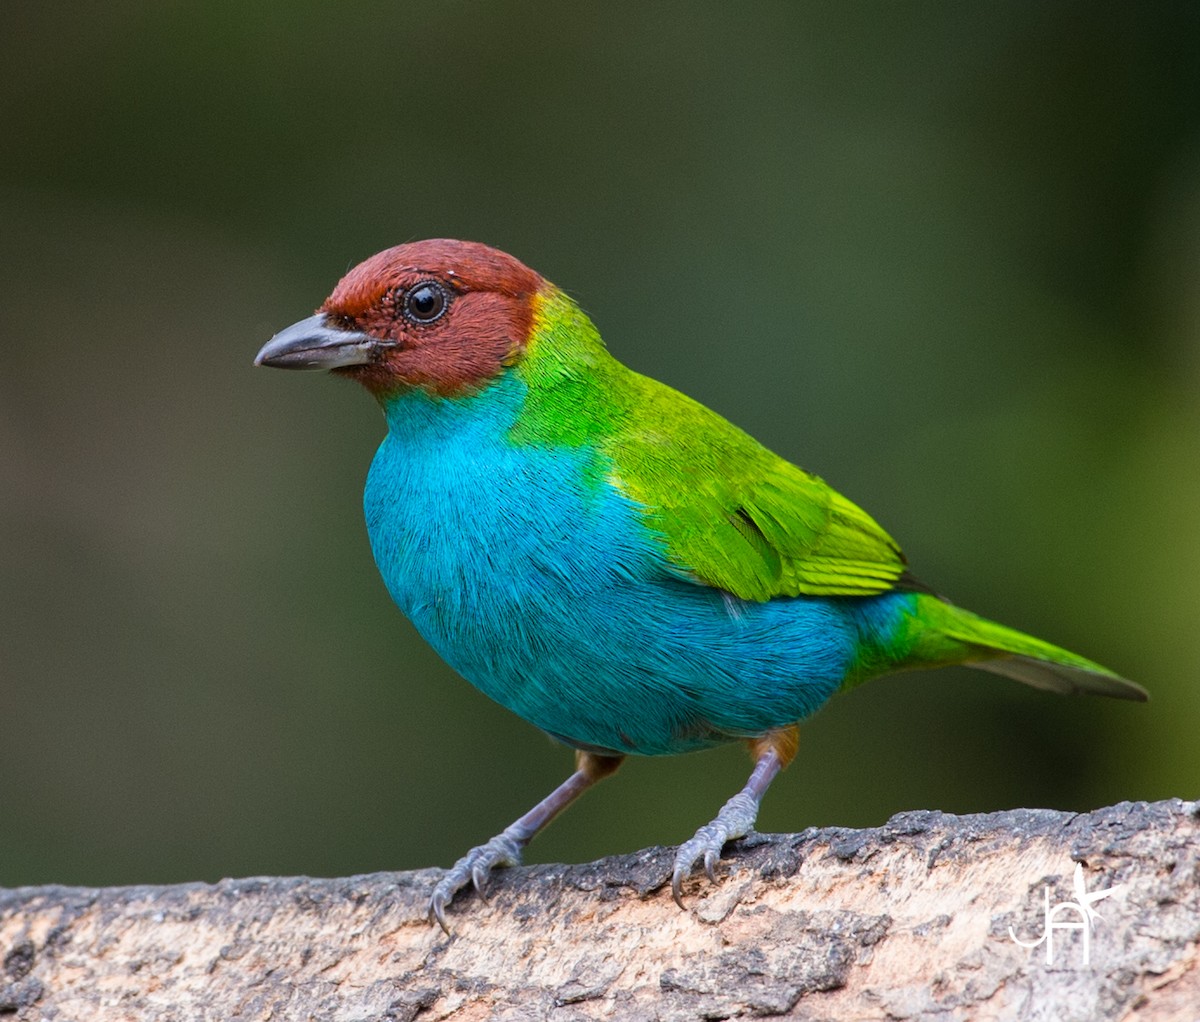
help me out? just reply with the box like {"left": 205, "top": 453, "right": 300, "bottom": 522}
{"left": 1008, "top": 863, "right": 1126, "bottom": 966}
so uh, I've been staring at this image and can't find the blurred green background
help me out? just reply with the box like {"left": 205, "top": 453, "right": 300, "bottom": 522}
{"left": 2, "top": 3, "right": 1197, "bottom": 888}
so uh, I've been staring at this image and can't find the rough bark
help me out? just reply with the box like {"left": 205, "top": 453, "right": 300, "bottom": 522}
{"left": 1, "top": 799, "right": 1197, "bottom": 1021}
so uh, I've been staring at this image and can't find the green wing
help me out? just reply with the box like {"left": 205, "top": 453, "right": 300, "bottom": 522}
{"left": 604, "top": 374, "right": 908, "bottom": 601}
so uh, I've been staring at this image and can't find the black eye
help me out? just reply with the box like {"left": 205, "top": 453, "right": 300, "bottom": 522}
{"left": 402, "top": 281, "right": 449, "bottom": 324}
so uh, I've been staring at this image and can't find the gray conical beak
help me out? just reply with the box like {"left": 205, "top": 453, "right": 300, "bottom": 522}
{"left": 254, "top": 313, "right": 389, "bottom": 370}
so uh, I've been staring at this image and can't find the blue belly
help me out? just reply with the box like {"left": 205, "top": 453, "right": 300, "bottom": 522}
{"left": 365, "top": 379, "right": 904, "bottom": 756}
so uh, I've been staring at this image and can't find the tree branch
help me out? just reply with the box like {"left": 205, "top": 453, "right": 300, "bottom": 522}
{"left": 2, "top": 799, "right": 1197, "bottom": 1020}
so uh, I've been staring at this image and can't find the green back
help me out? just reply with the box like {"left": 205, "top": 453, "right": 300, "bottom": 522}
{"left": 513, "top": 288, "right": 908, "bottom": 601}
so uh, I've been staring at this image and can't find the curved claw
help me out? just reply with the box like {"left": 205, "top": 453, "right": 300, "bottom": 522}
{"left": 427, "top": 832, "right": 524, "bottom": 935}
{"left": 429, "top": 888, "right": 454, "bottom": 935}
{"left": 671, "top": 867, "right": 689, "bottom": 910}
{"left": 671, "top": 860, "right": 703, "bottom": 910}
{"left": 470, "top": 862, "right": 493, "bottom": 900}
{"left": 703, "top": 848, "right": 720, "bottom": 883}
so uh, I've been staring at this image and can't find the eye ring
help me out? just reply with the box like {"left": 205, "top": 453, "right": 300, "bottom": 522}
{"left": 401, "top": 281, "right": 450, "bottom": 324}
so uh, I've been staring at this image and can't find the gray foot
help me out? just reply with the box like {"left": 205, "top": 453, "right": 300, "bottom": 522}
{"left": 671, "top": 791, "right": 760, "bottom": 908}
{"left": 429, "top": 830, "right": 524, "bottom": 933}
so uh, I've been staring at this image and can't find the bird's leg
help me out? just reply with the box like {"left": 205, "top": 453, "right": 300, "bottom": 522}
{"left": 671, "top": 726, "right": 799, "bottom": 907}
{"left": 429, "top": 750, "right": 623, "bottom": 933}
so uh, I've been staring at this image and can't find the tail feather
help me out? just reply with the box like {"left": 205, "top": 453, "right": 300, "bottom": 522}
{"left": 971, "top": 655, "right": 1147, "bottom": 701}
{"left": 912, "top": 595, "right": 1148, "bottom": 702}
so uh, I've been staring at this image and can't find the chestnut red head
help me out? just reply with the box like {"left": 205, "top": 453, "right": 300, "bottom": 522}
{"left": 255, "top": 240, "right": 544, "bottom": 397}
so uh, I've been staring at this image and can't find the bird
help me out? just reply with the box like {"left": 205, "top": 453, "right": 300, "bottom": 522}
{"left": 255, "top": 239, "right": 1146, "bottom": 932}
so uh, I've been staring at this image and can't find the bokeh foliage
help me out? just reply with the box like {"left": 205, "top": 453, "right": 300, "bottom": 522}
{"left": 1, "top": 2, "right": 1197, "bottom": 886}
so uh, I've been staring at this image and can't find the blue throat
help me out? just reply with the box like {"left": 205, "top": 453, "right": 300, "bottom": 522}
{"left": 364, "top": 373, "right": 914, "bottom": 756}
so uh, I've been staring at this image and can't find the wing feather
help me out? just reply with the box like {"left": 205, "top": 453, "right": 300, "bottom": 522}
{"left": 605, "top": 375, "right": 907, "bottom": 601}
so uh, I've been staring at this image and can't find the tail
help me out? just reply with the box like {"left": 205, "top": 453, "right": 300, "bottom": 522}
{"left": 907, "top": 593, "right": 1147, "bottom": 702}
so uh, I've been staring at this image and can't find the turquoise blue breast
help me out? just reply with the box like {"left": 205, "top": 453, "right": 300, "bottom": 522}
{"left": 365, "top": 373, "right": 905, "bottom": 756}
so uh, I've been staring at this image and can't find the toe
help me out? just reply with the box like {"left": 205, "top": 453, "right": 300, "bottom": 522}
{"left": 425, "top": 834, "right": 526, "bottom": 930}
{"left": 670, "top": 829, "right": 723, "bottom": 908}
